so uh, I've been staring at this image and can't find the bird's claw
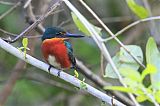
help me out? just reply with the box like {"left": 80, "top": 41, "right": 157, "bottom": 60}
{"left": 48, "top": 65, "right": 52, "bottom": 73}
{"left": 48, "top": 65, "right": 61, "bottom": 77}
{"left": 57, "top": 70, "right": 61, "bottom": 77}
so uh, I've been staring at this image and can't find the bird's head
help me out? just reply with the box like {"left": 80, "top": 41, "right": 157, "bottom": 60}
{"left": 42, "top": 27, "right": 84, "bottom": 41}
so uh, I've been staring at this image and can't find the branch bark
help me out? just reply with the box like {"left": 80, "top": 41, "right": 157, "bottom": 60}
{"left": 0, "top": 38, "right": 126, "bottom": 106}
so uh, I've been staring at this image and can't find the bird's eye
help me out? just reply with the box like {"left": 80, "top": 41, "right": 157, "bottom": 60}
{"left": 56, "top": 32, "right": 66, "bottom": 35}
{"left": 60, "top": 32, "right": 66, "bottom": 35}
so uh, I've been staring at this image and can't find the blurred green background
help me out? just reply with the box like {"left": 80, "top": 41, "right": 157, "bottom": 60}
{"left": 0, "top": 0, "right": 160, "bottom": 106}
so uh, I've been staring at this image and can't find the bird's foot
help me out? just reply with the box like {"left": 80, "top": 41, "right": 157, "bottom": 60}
{"left": 48, "top": 65, "right": 52, "bottom": 73}
{"left": 47, "top": 65, "right": 61, "bottom": 77}
{"left": 48, "top": 65, "right": 56, "bottom": 73}
{"left": 57, "top": 70, "right": 61, "bottom": 77}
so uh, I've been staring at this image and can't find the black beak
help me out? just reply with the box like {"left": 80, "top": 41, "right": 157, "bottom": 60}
{"left": 64, "top": 32, "right": 84, "bottom": 38}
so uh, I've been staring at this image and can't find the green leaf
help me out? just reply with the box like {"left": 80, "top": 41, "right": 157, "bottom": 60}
{"left": 71, "top": 12, "right": 102, "bottom": 36}
{"left": 80, "top": 78, "right": 87, "bottom": 90}
{"left": 22, "top": 38, "right": 28, "bottom": 48}
{"left": 126, "top": 0, "right": 149, "bottom": 19}
{"left": 123, "top": 78, "right": 140, "bottom": 87}
{"left": 120, "top": 68, "right": 141, "bottom": 82}
{"left": 104, "top": 45, "right": 143, "bottom": 78}
{"left": 74, "top": 70, "right": 79, "bottom": 78}
{"left": 136, "top": 95, "right": 148, "bottom": 102}
{"left": 146, "top": 37, "right": 160, "bottom": 90}
{"left": 104, "top": 86, "right": 134, "bottom": 93}
{"left": 155, "top": 90, "right": 160, "bottom": 103}
{"left": 141, "top": 64, "right": 157, "bottom": 81}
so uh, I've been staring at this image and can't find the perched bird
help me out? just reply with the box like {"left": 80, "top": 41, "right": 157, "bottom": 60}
{"left": 41, "top": 27, "right": 84, "bottom": 74}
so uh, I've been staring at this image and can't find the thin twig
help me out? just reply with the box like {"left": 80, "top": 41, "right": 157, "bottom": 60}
{"left": 63, "top": 0, "right": 123, "bottom": 93}
{"left": 0, "top": 28, "right": 42, "bottom": 38}
{"left": 111, "top": 96, "right": 115, "bottom": 106}
{"left": 0, "top": 1, "right": 21, "bottom": 20}
{"left": 50, "top": 9, "right": 65, "bottom": 15}
{"left": 79, "top": 0, "right": 145, "bottom": 69}
{"left": 58, "top": 19, "right": 70, "bottom": 27}
{"left": 23, "top": 0, "right": 32, "bottom": 8}
{"left": 141, "top": 87, "right": 159, "bottom": 106}
{"left": 90, "top": 16, "right": 132, "bottom": 24}
{"left": 25, "top": 72, "right": 76, "bottom": 92}
{"left": 104, "top": 16, "right": 160, "bottom": 41}
{"left": 0, "top": 38, "right": 126, "bottom": 106}
{"left": 23, "top": 5, "right": 133, "bottom": 105}
{"left": 0, "top": 28, "right": 17, "bottom": 36}
{"left": 78, "top": 0, "right": 141, "bottom": 105}
{"left": 100, "top": 52, "right": 104, "bottom": 77}
{"left": 3, "top": 0, "right": 62, "bottom": 43}
{"left": 0, "top": 1, "right": 15, "bottom": 5}
{"left": 0, "top": 33, "right": 37, "bottom": 105}
{"left": 76, "top": 59, "right": 134, "bottom": 106}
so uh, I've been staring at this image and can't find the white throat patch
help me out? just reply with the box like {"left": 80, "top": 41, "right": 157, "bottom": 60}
{"left": 48, "top": 55, "right": 61, "bottom": 69}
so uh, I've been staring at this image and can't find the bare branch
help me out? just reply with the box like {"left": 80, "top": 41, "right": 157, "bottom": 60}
{"left": 76, "top": 59, "right": 134, "bottom": 106}
{"left": 104, "top": 16, "right": 160, "bottom": 41}
{"left": 66, "top": 0, "right": 140, "bottom": 105}
{"left": 0, "top": 1, "right": 16, "bottom": 5}
{"left": 23, "top": 0, "right": 32, "bottom": 8}
{"left": 0, "top": 28, "right": 17, "bottom": 36}
{"left": 25, "top": 72, "right": 76, "bottom": 92}
{"left": 23, "top": 5, "right": 133, "bottom": 105}
{"left": 0, "top": 38, "right": 126, "bottom": 106}
{"left": 3, "top": 0, "right": 62, "bottom": 43}
{"left": 0, "top": 28, "right": 42, "bottom": 39}
{"left": 79, "top": 0, "right": 145, "bottom": 70}
{"left": 0, "top": 1, "right": 21, "bottom": 20}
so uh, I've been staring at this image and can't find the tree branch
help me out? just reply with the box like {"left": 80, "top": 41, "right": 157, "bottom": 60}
{"left": 104, "top": 16, "right": 160, "bottom": 42}
{"left": 63, "top": 0, "right": 139, "bottom": 105}
{"left": 76, "top": 60, "right": 134, "bottom": 106}
{"left": 79, "top": 0, "right": 145, "bottom": 70}
{"left": 23, "top": 5, "right": 133, "bottom": 105}
{"left": 3, "top": 0, "right": 62, "bottom": 43}
{"left": 0, "top": 38, "right": 126, "bottom": 106}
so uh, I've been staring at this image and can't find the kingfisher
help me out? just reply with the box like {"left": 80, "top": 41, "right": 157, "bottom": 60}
{"left": 41, "top": 27, "right": 84, "bottom": 75}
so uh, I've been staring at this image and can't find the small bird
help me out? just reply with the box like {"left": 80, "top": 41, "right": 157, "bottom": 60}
{"left": 41, "top": 27, "right": 84, "bottom": 75}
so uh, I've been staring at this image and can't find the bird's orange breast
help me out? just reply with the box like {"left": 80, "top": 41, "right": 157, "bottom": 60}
{"left": 41, "top": 38, "right": 71, "bottom": 69}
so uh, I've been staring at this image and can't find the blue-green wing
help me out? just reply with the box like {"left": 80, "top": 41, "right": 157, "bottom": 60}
{"left": 64, "top": 41, "right": 76, "bottom": 67}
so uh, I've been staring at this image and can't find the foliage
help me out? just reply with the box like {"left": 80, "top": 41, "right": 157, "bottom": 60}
{"left": 17, "top": 38, "right": 30, "bottom": 59}
{"left": 71, "top": 12, "right": 102, "bottom": 36}
{"left": 80, "top": 78, "right": 87, "bottom": 90}
{"left": 104, "top": 37, "right": 160, "bottom": 104}
{"left": 74, "top": 69, "right": 79, "bottom": 78}
{"left": 104, "top": 45, "right": 143, "bottom": 78}
{"left": 146, "top": 37, "right": 160, "bottom": 90}
{"left": 126, "top": 0, "right": 149, "bottom": 19}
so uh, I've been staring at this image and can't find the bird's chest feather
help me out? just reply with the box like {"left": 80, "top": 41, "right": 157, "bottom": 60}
{"left": 41, "top": 38, "right": 71, "bottom": 69}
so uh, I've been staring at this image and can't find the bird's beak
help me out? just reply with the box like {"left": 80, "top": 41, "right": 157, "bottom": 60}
{"left": 64, "top": 32, "right": 84, "bottom": 38}
{"left": 62, "top": 38, "right": 69, "bottom": 41}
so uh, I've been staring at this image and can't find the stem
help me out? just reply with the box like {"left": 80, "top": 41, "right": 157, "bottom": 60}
{"left": 3, "top": 0, "right": 62, "bottom": 43}
{"left": 79, "top": 0, "right": 145, "bottom": 69}
{"left": 78, "top": 0, "right": 141, "bottom": 105}
{"left": 104, "top": 16, "right": 160, "bottom": 41}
